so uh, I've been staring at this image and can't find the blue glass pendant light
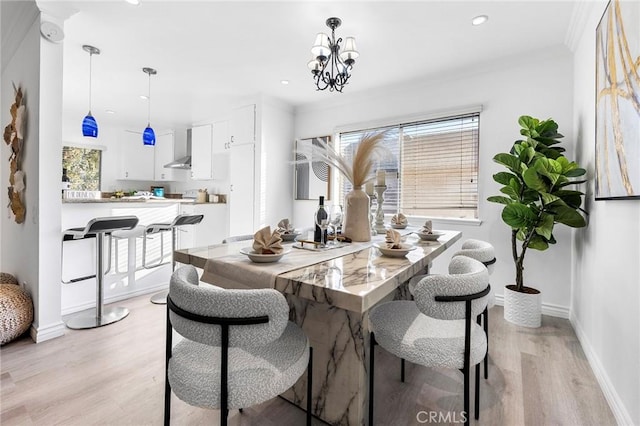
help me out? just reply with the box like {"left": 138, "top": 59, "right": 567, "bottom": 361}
{"left": 82, "top": 45, "right": 100, "bottom": 137}
{"left": 142, "top": 67, "right": 157, "bottom": 146}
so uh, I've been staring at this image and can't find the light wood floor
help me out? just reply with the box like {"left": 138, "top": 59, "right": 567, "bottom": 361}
{"left": 1, "top": 295, "right": 615, "bottom": 425}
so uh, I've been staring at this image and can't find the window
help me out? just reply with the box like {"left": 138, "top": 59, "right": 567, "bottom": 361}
{"left": 338, "top": 112, "right": 479, "bottom": 219}
{"left": 62, "top": 146, "right": 102, "bottom": 190}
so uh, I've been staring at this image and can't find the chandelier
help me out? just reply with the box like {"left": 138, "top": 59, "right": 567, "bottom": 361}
{"left": 307, "top": 17, "right": 359, "bottom": 92}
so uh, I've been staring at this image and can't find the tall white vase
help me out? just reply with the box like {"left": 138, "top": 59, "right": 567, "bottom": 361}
{"left": 342, "top": 187, "right": 371, "bottom": 242}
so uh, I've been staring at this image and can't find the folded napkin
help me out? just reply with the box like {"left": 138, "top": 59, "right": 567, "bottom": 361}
{"left": 277, "top": 218, "right": 295, "bottom": 234}
{"left": 385, "top": 229, "right": 403, "bottom": 249}
{"left": 421, "top": 220, "right": 433, "bottom": 234}
{"left": 253, "top": 226, "right": 284, "bottom": 254}
{"left": 391, "top": 213, "right": 408, "bottom": 226}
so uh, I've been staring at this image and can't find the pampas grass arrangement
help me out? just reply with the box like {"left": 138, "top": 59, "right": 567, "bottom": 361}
{"left": 296, "top": 131, "right": 390, "bottom": 241}
{"left": 298, "top": 131, "right": 389, "bottom": 188}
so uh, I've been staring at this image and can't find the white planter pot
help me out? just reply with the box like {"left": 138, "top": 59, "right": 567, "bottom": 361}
{"left": 503, "top": 285, "right": 541, "bottom": 328}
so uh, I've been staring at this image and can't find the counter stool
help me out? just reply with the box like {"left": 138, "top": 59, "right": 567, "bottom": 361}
{"left": 112, "top": 225, "right": 146, "bottom": 276}
{"left": 62, "top": 216, "right": 139, "bottom": 329}
{"left": 147, "top": 214, "right": 204, "bottom": 304}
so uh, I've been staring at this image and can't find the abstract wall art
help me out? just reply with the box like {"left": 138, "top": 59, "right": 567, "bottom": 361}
{"left": 595, "top": 0, "right": 640, "bottom": 200}
{"left": 294, "top": 136, "right": 331, "bottom": 201}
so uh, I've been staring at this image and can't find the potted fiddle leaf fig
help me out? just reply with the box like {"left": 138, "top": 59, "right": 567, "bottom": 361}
{"left": 488, "top": 116, "right": 588, "bottom": 327}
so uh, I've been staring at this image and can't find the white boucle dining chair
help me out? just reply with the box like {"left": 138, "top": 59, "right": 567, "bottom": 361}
{"left": 164, "top": 265, "right": 313, "bottom": 426}
{"left": 453, "top": 238, "right": 496, "bottom": 379}
{"left": 368, "top": 256, "right": 490, "bottom": 426}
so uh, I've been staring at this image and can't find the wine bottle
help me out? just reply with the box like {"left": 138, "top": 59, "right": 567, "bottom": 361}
{"left": 61, "top": 168, "right": 71, "bottom": 196}
{"left": 314, "top": 195, "right": 328, "bottom": 243}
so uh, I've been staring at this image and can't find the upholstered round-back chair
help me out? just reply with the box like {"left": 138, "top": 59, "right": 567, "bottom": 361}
{"left": 453, "top": 238, "right": 496, "bottom": 378}
{"left": 369, "top": 256, "right": 490, "bottom": 426}
{"left": 454, "top": 239, "right": 496, "bottom": 274}
{"left": 164, "top": 265, "right": 312, "bottom": 426}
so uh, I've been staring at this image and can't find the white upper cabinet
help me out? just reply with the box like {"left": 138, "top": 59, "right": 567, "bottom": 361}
{"left": 154, "top": 132, "right": 174, "bottom": 181}
{"left": 212, "top": 120, "right": 230, "bottom": 153}
{"left": 230, "top": 104, "right": 255, "bottom": 146}
{"left": 190, "top": 124, "right": 213, "bottom": 180}
{"left": 120, "top": 130, "right": 154, "bottom": 180}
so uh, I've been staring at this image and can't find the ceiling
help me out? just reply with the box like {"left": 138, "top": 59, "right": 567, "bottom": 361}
{"left": 42, "top": 1, "right": 578, "bottom": 131}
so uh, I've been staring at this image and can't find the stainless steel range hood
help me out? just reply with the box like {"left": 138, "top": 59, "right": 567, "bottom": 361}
{"left": 164, "top": 129, "right": 192, "bottom": 169}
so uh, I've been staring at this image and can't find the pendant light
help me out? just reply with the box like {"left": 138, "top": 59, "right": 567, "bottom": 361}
{"left": 142, "top": 67, "right": 157, "bottom": 146}
{"left": 82, "top": 45, "right": 100, "bottom": 137}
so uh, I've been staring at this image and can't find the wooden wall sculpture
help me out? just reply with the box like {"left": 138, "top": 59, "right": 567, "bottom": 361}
{"left": 3, "top": 84, "right": 26, "bottom": 224}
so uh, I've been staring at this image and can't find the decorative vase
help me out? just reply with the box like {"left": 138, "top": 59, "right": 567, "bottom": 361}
{"left": 503, "top": 285, "right": 541, "bottom": 328}
{"left": 342, "top": 186, "right": 371, "bottom": 242}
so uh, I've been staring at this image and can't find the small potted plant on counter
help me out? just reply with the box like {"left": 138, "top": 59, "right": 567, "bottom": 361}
{"left": 488, "top": 115, "right": 588, "bottom": 327}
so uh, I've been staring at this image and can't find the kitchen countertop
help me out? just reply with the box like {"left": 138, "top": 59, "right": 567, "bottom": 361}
{"left": 62, "top": 198, "right": 196, "bottom": 204}
{"left": 62, "top": 198, "right": 229, "bottom": 204}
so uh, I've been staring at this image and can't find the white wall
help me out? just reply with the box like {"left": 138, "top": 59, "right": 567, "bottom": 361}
{"left": 294, "top": 46, "right": 576, "bottom": 314}
{"left": 571, "top": 2, "right": 640, "bottom": 424}
{"left": 1, "top": 5, "right": 66, "bottom": 342}
{"left": 257, "top": 95, "right": 295, "bottom": 228}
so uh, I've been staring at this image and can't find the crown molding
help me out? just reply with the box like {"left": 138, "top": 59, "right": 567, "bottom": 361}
{"left": 565, "top": 0, "right": 596, "bottom": 52}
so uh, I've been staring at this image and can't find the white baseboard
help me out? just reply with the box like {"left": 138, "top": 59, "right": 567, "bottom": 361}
{"left": 570, "top": 313, "right": 634, "bottom": 426}
{"left": 61, "top": 282, "right": 168, "bottom": 316}
{"left": 494, "top": 294, "right": 570, "bottom": 319}
{"left": 30, "top": 321, "right": 66, "bottom": 343}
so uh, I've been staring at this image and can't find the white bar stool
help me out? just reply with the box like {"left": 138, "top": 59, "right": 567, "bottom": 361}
{"left": 146, "top": 214, "right": 204, "bottom": 304}
{"left": 61, "top": 216, "right": 139, "bottom": 329}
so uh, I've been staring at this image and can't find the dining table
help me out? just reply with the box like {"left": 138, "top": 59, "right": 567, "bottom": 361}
{"left": 174, "top": 228, "right": 462, "bottom": 426}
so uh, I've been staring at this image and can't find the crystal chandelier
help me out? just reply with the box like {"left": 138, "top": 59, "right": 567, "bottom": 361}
{"left": 307, "top": 17, "right": 359, "bottom": 92}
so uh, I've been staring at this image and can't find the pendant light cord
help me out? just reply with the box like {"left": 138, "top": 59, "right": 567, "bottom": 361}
{"left": 147, "top": 72, "right": 151, "bottom": 127}
{"left": 88, "top": 52, "right": 92, "bottom": 114}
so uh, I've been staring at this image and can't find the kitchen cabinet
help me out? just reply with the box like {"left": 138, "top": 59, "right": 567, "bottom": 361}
{"left": 230, "top": 104, "right": 255, "bottom": 146}
{"left": 178, "top": 203, "right": 229, "bottom": 248}
{"left": 190, "top": 124, "right": 213, "bottom": 180}
{"left": 120, "top": 130, "right": 154, "bottom": 180}
{"left": 228, "top": 143, "right": 255, "bottom": 236}
{"left": 154, "top": 132, "right": 174, "bottom": 181}
{"left": 212, "top": 120, "right": 230, "bottom": 153}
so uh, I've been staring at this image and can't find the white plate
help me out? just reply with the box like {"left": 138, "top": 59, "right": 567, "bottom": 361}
{"left": 280, "top": 232, "right": 301, "bottom": 242}
{"left": 240, "top": 247, "right": 291, "bottom": 263}
{"left": 416, "top": 231, "right": 445, "bottom": 241}
{"left": 391, "top": 223, "right": 408, "bottom": 229}
{"left": 374, "top": 243, "right": 416, "bottom": 258}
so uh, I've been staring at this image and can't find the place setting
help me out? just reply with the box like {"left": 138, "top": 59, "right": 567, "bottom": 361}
{"left": 276, "top": 218, "right": 301, "bottom": 242}
{"left": 413, "top": 220, "right": 445, "bottom": 243}
{"left": 374, "top": 228, "right": 416, "bottom": 258}
{"left": 239, "top": 226, "right": 291, "bottom": 263}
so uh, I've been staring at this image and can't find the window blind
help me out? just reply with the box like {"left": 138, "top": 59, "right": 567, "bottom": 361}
{"left": 338, "top": 112, "right": 479, "bottom": 219}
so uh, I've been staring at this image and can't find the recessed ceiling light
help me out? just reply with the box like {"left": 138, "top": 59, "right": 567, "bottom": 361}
{"left": 472, "top": 15, "right": 488, "bottom": 26}
{"left": 105, "top": 109, "right": 116, "bottom": 114}
{"left": 281, "top": 80, "right": 290, "bottom": 85}
{"left": 125, "top": 0, "right": 140, "bottom": 5}
{"left": 140, "top": 95, "right": 148, "bottom": 100}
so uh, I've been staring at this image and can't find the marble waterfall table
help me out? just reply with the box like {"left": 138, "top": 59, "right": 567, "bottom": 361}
{"left": 174, "top": 230, "right": 461, "bottom": 425}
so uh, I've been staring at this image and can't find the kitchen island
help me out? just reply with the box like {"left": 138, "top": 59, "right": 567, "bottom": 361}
{"left": 174, "top": 230, "right": 461, "bottom": 425}
{"left": 61, "top": 198, "right": 228, "bottom": 316}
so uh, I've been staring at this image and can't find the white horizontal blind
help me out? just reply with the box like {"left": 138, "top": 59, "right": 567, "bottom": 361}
{"left": 338, "top": 113, "right": 479, "bottom": 219}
